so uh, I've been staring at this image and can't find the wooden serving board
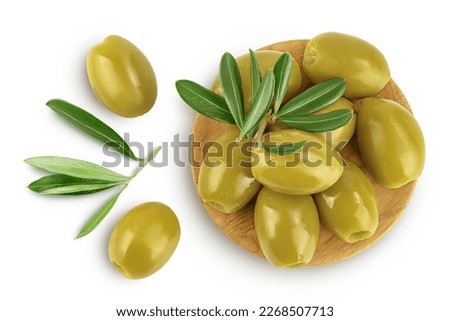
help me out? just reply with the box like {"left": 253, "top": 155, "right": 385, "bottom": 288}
{"left": 190, "top": 39, "right": 416, "bottom": 266}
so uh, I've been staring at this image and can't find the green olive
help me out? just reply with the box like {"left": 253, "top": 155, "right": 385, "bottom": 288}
{"left": 87, "top": 35, "right": 157, "bottom": 117}
{"left": 303, "top": 32, "right": 390, "bottom": 99}
{"left": 198, "top": 127, "right": 261, "bottom": 213}
{"left": 314, "top": 161, "right": 378, "bottom": 243}
{"left": 311, "top": 97, "right": 356, "bottom": 149}
{"left": 108, "top": 202, "right": 180, "bottom": 279}
{"left": 255, "top": 187, "right": 320, "bottom": 267}
{"left": 357, "top": 98, "right": 425, "bottom": 188}
{"left": 251, "top": 129, "right": 344, "bottom": 195}
{"left": 211, "top": 50, "right": 302, "bottom": 111}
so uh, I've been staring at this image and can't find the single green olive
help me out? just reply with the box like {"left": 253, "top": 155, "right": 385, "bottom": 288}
{"left": 314, "top": 161, "right": 378, "bottom": 243}
{"left": 303, "top": 32, "right": 390, "bottom": 99}
{"left": 87, "top": 35, "right": 157, "bottom": 117}
{"left": 198, "top": 127, "right": 261, "bottom": 213}
{"left": 211, "top": 50, "right": 302, "bottom": 111}
{"left": 108, "top": 202, "right": 180, "bottom": 280}
{"left": 357, "top": 98, "right": 425, "bottom": 188}
{"left": 251, "top": 129, "right": 344, "bottom": 195}
{"left": 255, "top": 187, "right": 320, "bottom": 267}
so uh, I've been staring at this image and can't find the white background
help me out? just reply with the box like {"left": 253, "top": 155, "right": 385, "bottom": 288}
{"left": 1, "top": 1, "right": 448, "bottom": 320}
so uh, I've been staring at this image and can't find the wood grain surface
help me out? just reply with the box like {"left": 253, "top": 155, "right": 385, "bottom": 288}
{"left": 190, "top": 39, "right": 416, "bottom": 266}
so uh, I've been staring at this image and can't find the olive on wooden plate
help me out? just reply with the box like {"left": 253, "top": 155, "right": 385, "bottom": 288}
{"left": 303, "top": 32, "right": 390, "bottom": 99}
{"left": 314, "top": 161, "right": 378, "bottom": 243}
{"left": 198, "top": 127, "right": 261, "bottom": 213}
{"left": 357, "top": 98, "right": 425, "bottom": 188}
{"left": 255, "top": 187, "right": 320, "bottom": 267}
{"left": 251, "top": 129, "right": 344, "bottom": 195}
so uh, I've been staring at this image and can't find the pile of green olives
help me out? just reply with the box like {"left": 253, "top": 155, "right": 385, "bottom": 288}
{"left": 197, "top": 32, "right": 425, "bottom": 267}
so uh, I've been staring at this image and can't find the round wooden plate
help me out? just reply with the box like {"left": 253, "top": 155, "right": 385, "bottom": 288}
{"left": 190, "top": 39, "right": 416, "bottom": 266}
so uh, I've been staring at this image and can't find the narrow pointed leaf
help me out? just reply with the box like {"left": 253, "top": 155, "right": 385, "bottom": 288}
{"left": 75, "top": 189, "right": 123, "bottom": 239}
{"left": 249, "top": 49, "right": 261, "bottom": 103}
{"left": 273, "top": 53, "right": 292, "bottom": 114}
{"left": 220, "top": 52, "right": 245, "bottom": 128}
{"left": 280, "top": 109, "right": 353, "bottom": 132}
{"left": 277, "top": 78, "right": 346, "bottom": 118}
{"left": 175, "top": 80, "right": 235, "bottom": 124}
{"left": 25, "top": 156, "right": 128, "bottom": 182}
{"left": 28, "top": 174, "right": 121, "bottom": 195}
{"left": 46, "top": 99, "right": 139, "bottom": 160}
{"left": 240, "top": 70, "right": 275, "bottom": 138}
{"left": 262, "top": 141, "right": 307, "bottom": 155}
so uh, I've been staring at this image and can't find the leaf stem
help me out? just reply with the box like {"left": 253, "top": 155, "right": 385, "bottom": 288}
{"left": 252, "top": 112, "right": 271, "bottom": 145}
{"left": 75, "top": 145, "right": 161, "bottom": 239}
{"left": 131, "top": 145, "right": 162, "bottom": 179}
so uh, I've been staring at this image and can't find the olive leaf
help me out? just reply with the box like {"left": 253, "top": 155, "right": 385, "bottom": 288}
{"left": 276, "top": 78, "right": 346, "bottom": 118}
{"left": 46, "top": 99, "right": 140, "bottom": 161}
{"left": 240, "top": 70, "right": 275, "bottom": 138}
{"left": 249, "top": 49, "right": 262, "bottom": 103}
{"left": 176, "top": 52, "right": 350, "bottom": 142}
{"left": 279, "top": 109, "right": 353, "bottom": 132}
{"left": 175, "top": 80, "right": 235, "bottom": 124}
{"left": 28, "top": 174, "right": 121, "bottom": 195}
{"left": 220, "top": 52, "right": 245, "bottom": 128}
{"left": 261, "top": 141, "right": 307, "bottom": 155}
{"left": 273, "top": 53, "right": 292, "bottom": 114}
{"left": 28, "top": 93, "right": 164, "bottom": 239}
{"left": 75, "top": 188, "right": 124, "bottom": 239}
{"left": 25, "top": 156, "right": 128, "bottom": 182}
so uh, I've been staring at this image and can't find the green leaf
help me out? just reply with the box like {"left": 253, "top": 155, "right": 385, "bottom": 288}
{"left": 240, "top": 70, "right": 275, "bottom": 138}
{"left": 28, "top": 174, "right": 121, "bottom": 195}
{"left": 25, "top": 156, "right": 128, "bottom": 182}
{"left": 220, "top": 52, "right": 245, "bottom": 128}
{"left": 277, "top": 78, "right": 346, "bottom": 118}
{"left": 75, "top": 189, "right": 123, "bottom": 239}
{"left": 175, "top": 80, "right": 235, "bottom": 124}
{"left": 249, "top": 49, "right": 261, "bottom": 103}
{"left": 273, "top": 53, "right": 292, "bottom": 114}
{"left": 261, "top": 141, "right": 307, "bottom": 155}
{"left": 280, "top": 109, "right": 353, "bottom": 132}
{"left": 46, "top": 99, "right": 139, "bottom": 161}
